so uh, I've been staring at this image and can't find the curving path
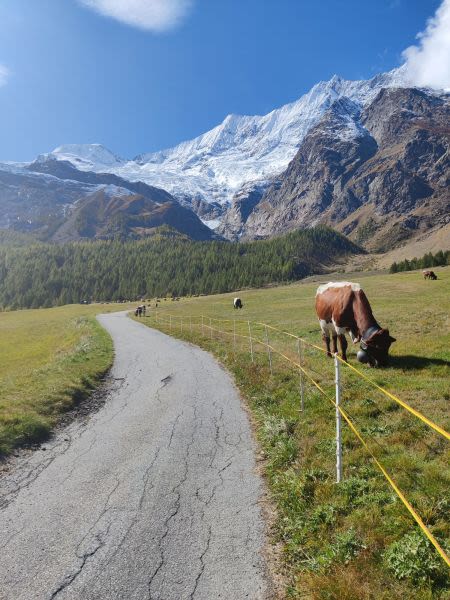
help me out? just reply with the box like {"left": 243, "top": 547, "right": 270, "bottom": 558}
{"left": 0, "top": 312, "right": 270, "bottom": 600}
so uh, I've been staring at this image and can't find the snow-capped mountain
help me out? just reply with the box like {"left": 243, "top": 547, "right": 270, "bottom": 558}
{"left": 47, "top": 144, "right": 124, "bottom": 170}
{"left": 232, "top": 87, "right": 450, "bottom": 250}
{"left": 44, "top": 67, "right": 408, "bottom": 210}
{"left": 3, "top": 64, "right": 447, "bottom": 251}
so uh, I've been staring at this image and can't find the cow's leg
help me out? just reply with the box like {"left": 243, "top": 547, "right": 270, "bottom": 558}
{"left": 332, "top": 319, "right": 348, "bottom": 361}
{"left": 339, "top": 334, "right": 348, "bottom": 362}
{"left": 331, "top": 334, "right": 338, "bottom": 354}
{"left": 348, "top": 327, "right": 360, "bottom": 344}
{"left": 319, "top": 320, "right": 332, "bottom": 357}
{"left": 322, "top": 334, "right": 331, "bottom": 357}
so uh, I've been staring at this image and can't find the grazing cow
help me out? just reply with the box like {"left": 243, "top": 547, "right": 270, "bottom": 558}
{"left": 315, "top": 282, "right": 395, "bottom": 367}
{"left": 233, "top": 297, "right": 243, "bottom": 309}
{"left": 423, "top": 270, "right": 437, "bottom": 280}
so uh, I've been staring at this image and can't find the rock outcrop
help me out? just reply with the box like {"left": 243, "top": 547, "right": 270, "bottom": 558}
{"left": 230, "top": 88, "right": 449, "bottom": 251}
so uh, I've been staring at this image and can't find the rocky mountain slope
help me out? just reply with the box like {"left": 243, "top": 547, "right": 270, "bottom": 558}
{"left": 36, "top": 68, "right": 407, "bottom": 215}
{"left": 0, "top": 160, "right": 216, "bottom": 242}
{"left": 220, "top": 88, "right": 449, "bottom": 251}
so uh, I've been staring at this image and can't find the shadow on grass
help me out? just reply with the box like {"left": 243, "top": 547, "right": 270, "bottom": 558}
{"left": 389, "top": 355, "right": 450, "bottom": 371}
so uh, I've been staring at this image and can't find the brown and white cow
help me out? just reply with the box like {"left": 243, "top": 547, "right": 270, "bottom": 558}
{"left": 315, "top": 282, "right": 395, "bottom": 367}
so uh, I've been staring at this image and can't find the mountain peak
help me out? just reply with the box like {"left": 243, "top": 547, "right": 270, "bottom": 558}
{"left": 50, "top": 144, "right": 124, "bottom": 169}
{"left": 329, "top": 74, "right": 342, "bottom": 86}
{"left": 31, "top": 66, "right": 416, "bottom": 208}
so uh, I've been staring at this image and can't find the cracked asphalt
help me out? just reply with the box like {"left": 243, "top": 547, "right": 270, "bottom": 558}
{"left": 0, "top": 312, "right": 270, "bottom": 600}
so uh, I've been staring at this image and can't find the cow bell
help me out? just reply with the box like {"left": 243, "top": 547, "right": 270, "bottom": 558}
{"left": 357, "top": 349, "right": 370, "bottom": 364}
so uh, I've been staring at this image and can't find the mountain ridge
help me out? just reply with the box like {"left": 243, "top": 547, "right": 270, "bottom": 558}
{"left": 1, "top": 65, "right": 448, "bottom": 253}
{"left": 0, "top": 160, "right": 218, "bottom": 242}
{"left": 35, "top": 66, "right": 410, "bottom": 211}
{"left": 233, "top": 87, "right": 450, "bottom": 251}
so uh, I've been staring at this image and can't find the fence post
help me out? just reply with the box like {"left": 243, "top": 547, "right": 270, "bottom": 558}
{"left": 334, "top": 353, "right": 343, "bottom": 483}
{"left": 155, "top": 310, "right": 158, "bottom": 324}
{"left": 248, "top": 321, "right": 254, "bottom": 363}
{"left": 201, "top": 315, "right": 204, "bottom": 336}
{"left": 209, "top": 317, "right": 213, "bottom": 340}
{"left": 297, "top": 338, "right": 305, "bottom": 412}
{"left": 233, "top": 319, "right": 236, "bottom": 353}
{"left": 190, "top": 316, "right": 192, "bottom": 333}
{"left": 265, "top": 325, "right": 273, "bottom": 375}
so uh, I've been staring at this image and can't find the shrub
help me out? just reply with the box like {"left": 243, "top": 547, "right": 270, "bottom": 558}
{"left": 384, "top": 530, "right": 449, "bottom": 586}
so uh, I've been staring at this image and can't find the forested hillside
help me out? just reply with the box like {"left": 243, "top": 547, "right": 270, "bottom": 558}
{"left": 0, "top": 226, "right": 360, "bottom": 309}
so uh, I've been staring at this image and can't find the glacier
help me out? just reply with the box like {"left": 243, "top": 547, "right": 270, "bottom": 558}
{"left": 42, "top": 67, "right": 408, "bottom": 211}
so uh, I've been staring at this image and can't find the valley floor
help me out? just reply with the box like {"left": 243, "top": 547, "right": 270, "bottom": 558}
{"left": 0, "top": 268, "right": 449, "bottom": 598}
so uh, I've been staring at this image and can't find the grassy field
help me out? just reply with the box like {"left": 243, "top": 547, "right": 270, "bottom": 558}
{"left": 137, "top": 267, "right": 450, "bottom": 599}
{"left": 0, "top": 302, "right": 134, "bottom": 457}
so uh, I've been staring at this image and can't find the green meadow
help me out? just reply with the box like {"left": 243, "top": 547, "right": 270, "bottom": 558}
{"left": 138, "top": 267, "right": 450, "bottom": 599}
{"left": 0, "top": 302, "right": 133, "bottom": 456}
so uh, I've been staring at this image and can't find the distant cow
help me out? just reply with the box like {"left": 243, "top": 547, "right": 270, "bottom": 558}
{"left": 423, "top": 270, "right": 437, "bottom": 280}
{"left": 315, "top": 282, "right": 395, "bottom": 367}
{"left": 234, "top": 297, "right": 243, "bottom": 309}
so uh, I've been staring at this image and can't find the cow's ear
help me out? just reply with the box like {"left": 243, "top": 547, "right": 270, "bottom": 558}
{"left": 389, "top": 336, "right": 396, "bottom": 343}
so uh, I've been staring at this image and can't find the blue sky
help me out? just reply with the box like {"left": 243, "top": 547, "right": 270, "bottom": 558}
{"left": 0, "top": 0, "right": 443, "bottom": 161}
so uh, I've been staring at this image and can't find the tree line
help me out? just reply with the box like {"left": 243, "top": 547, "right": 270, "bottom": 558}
{"left": 0, "top": 226, "right": 359, "bottom": 309}
{"left": 389, "top": 250, "right": 449, "bottom": 273}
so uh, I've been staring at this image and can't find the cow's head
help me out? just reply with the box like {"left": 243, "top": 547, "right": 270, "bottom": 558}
{"left": 357, "top": 329, "right": 396, "bottom": 367}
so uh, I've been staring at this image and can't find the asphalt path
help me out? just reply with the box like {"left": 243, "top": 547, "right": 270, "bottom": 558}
{"left": 0, "top": 312, "right": 271, "bottom": 600}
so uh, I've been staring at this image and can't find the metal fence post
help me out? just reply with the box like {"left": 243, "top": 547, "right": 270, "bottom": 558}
{"left": 334, "top": 353, "right": 343, "bottom": 483}
{"left": 248, "top": 321, "right": 254, "bottom": 363}
{"left": 209, "top": 317, "right": 213, "bottom": 340}
{"left": 155, "top": 310, "right": 158, "bottom": 324}
{"left": 297, "top": 338, "right": 305, "bottom": 412}
{"left": 265, "top": 325, "right": 273, "bottom": 375}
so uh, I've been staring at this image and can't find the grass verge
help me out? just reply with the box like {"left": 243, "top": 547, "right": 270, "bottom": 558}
{"left": 0, "top": 303, "right": 132, "bottom": 457}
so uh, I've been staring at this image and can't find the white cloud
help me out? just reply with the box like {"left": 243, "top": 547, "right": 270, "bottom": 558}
{"left": 403, "top": 0, "right": 450, "bottom": 90}
{"left": 79, "top": 0, "right": 193, "bottom": 32}
{"left": 0, "top": 64, "right": 9, "bottom": 87}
